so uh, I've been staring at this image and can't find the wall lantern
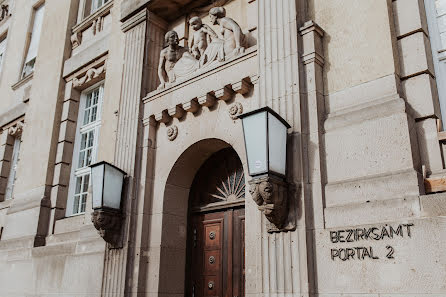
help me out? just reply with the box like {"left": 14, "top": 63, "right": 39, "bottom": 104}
{"left": 89, "top": 161, "right": 126, "bottom": 248}
{"left": 238, "top": 107, "right": 294, "bottom": 232}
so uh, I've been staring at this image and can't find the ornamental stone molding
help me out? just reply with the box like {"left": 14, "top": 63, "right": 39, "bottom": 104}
{"left": 70, "top": 31, "right": 82, "bottom": 49}
{"left": 7, "top": 119, "right": 24, "bottom": 137}
{"left": 229, "top": 102, "right": 243, "bottom": 120}
{"left": 73, "top": 62, "right": 107, "bottom": 89}
{"left": 145, "top": 73, "right": 255, "bottom": 125}
{"left": 167, "top": 125, "right": 178, "bottom": 141}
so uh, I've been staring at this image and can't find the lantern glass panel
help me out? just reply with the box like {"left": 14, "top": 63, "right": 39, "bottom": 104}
{"left": 91, "top": 163, "right": 104, "bottom": 209}
{"left": 268, "top": 113, "right": 287, "bottom": 176}
{"left": 103, "top": 164, "right": 124, "bottom": 210}
{"left": 242, "top": 111, "right": 268, "bottom": 176}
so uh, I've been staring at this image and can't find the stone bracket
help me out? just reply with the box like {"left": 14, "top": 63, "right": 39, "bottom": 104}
{"left": 146, "top": 76, "right": 254, "bottom": 125}
{"left": 91, "top": 208, "right": 123, "bottom": 248}
{"left": 248, "top": 175, "right": 296, "bottom": 233}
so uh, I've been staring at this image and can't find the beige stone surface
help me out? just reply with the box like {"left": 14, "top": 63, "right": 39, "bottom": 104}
{"left": 398, "top": 32, "right": 435, "bottom": 77}
{"left": 315, "top": 217, "right": 446, "bottom": 294}
{"left": 308, "top": 0, "right": 397, "bottom": 94}
{"left": 402, "top": 73, "right": 441, "bottom": 118}
{"left": 0, "top": 0, "right": 444, "bottom": 296}
{"left": 393, "top": 0, "right": 428, "bottom": 37}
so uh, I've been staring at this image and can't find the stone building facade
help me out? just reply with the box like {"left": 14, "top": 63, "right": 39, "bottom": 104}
{"left": 0, "top": 0, "right": 445, "bottom": 296}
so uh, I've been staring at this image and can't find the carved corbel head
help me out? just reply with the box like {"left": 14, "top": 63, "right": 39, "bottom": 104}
{"left": 249, "top": 176, "right": 294, "bottom": 232}
{"left": 91, "top": 209, "right": 123, "bottom": 248}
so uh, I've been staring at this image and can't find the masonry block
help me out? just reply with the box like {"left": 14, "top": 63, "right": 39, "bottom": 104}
{"left": 398, "top": 32, "right": 435, "bottom": 77}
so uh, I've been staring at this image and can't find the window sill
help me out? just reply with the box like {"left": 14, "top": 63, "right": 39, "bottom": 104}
{"left": 0, "top": 198, "right": 12, "bottom": 211}
{"left": 54, "top": 213, "right": 86, "bottom": 234}
{"left": 11, "top": 72, "right": 33, "bottom": 91}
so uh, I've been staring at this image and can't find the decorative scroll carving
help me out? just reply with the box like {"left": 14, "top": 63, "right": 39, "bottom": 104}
{"left": 0, "top": 4, "right": 10, "bottom": 21}
{"left": 70, "top": 31, "right": 82, "bottom": 49}
{"left": 167, "top": 125, "right": 178, "bottom": 141}
{"left": 157, "top": 7, "right": 246, "bottom": 90}
{"left": 249, "top": 176, "right": 295, "bottom": 233}
{"left": 229, "top": 102, "right": 243, "bottom": 120}
{"left": 91, "top": 208, "right": 123, "bottom": 247}
{"left": 8, "top": 120, "right": 24, "bottom": 137}
{"left": 73, "top": 63, "right": 106, "bottom": 88}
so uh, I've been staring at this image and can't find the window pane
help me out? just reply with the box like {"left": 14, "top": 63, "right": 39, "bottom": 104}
{"left": 86, "top": 93, "right": 92, "bottom": 108}
{"left": 75, "top": 176, "right": 82, "bottom": 194}
{"left": 88, "top": 130, "right": 94, "bottom": 147}
{"left": 5, "top": 137, "right": 21, "bottom": 200}
{"left": 0, "top": 38, "right": 6, "bottom": 72}
{"left": 23, "top": 4, "right": 45, "bottom": 75}
{"left": 86, "top": 149, "right": 92, "bottom": 166}
{"left": 80, "top": 194, "right": 87, "bottom": 213}
{"left": 78, "top": 151, "right": 85, "bottom": 168}
{"left": 73, "top": 195, "right": 80, "bottom": 214}
{"left": 91, "top": 106, "right": 97, "bottom": 122}
{"left": 83, "top": 174, "right": 90, "bottom": 192}
{"left": 80, "top": 133, "right": 87, "bottom": 150}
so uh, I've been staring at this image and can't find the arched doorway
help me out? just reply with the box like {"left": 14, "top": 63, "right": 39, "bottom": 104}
{"left": 186, "top": 147, "right": 245, "bottom": 297}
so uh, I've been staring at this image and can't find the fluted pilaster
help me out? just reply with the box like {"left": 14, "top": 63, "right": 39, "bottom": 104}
{"left": 257, "top": 0, "right": 301, "bottom": 129}
{"left": 100, "top": 8, "right": 166, "bottom": 297}
{"left": 256, "top": 1, "right": 308, "bottom": 296}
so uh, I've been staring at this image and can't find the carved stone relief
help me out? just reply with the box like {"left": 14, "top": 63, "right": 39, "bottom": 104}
{"left": 73, "top": 62, "right": 106, "bottom": 88}
{"left": 70, "top": 31, "right": 82, "bottom": 49}
{"left": 228, "top": 102, "right": 243, "bottom": 120}
{"left": 8, "top": 120, "right": 24, "bottom": 137}
{"left": 157, "top": 7, "right": 247, "bottom": 90}
{"left": 167, "top": 125, "right": 178, "bottom": 141}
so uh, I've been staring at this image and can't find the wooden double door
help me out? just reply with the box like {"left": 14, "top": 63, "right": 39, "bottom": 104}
{"left": 187, "top": 207, "right": 245, "bottom": 297}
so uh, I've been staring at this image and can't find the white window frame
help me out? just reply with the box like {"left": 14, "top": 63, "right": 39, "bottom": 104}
{"left": 21, "top": 3, "right": 44, "bottom": 79}
{"left": 91, "top": 0, "right": 109, "bottom": 13}
{"left": 4, "top": 136, "right": 21, "bottom": 200}
{"left": 66, "top": 82, "right": 104, "bottom": 216}
{"left": 425, "top": 0, "right": 446, "bottom": 128}
{"left": 0, "top": 35, "right": 7, "bottom": 73}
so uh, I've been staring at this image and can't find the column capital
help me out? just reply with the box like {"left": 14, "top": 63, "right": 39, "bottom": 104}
{"left": 121, "top": 7, "right": 166, "bottom": 33}
{"left": 300, "top": 20, "right": 325, "bottom": 66}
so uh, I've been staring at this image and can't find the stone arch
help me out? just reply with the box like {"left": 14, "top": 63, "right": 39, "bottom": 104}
{"left": 156, "top": 138, "right": 246, "bottom": 295}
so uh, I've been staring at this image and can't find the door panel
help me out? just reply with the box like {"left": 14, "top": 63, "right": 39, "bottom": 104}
{"left": 233, "top": 209, "right": 245, "bottom": 297}
{"left": 188, "top": 208, "right": 245, "bottom": 297}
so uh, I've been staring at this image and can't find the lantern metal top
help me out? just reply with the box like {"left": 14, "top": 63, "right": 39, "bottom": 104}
{"left": 237, "top": 106, "right": 291, "bottom": 129}
{"left": 89, "top": 161, "right": 127, "bottom": 175}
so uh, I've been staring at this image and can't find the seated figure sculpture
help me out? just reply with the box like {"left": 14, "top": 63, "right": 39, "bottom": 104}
{"left": 156, "top": 8, "right": 247, "bottom": 90}
{"left": 157, "top": 30, "right": 198, "bottom": 89}
{"left": 189, "top": 16, "right": 225, "bottom": 67}
{"left": 189, "top": 16, "right": 218, "bottom": 60}
{"left": 209, "top": 7, "right": 246, "bottom": 58}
